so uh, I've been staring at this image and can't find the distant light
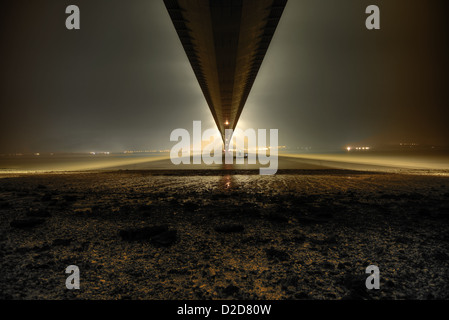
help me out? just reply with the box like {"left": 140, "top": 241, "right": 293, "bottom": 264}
{"left": 347, "top": 147, "right": 351, "bottom": 151}
{"left": 225, "top": 120, "right": 229, "bottom": 125}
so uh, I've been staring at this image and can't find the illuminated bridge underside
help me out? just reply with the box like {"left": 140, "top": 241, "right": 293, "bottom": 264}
{"left": 164, "top": 0, "right": 287, "bottom": 142}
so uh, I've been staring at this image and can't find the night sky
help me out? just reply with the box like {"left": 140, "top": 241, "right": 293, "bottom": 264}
{"left": 1, "top": 0, "right": 448, "bottom": 153}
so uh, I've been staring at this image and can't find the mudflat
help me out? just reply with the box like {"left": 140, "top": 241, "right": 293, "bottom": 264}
{"left": 1, "top": 169, "right": 448, "bottom": 300}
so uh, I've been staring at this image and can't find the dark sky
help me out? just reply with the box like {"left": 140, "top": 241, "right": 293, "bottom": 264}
{"left": 1, "top": 0, "right": 448, "bottom": 153}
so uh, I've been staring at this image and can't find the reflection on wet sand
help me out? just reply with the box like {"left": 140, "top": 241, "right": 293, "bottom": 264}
{"left": 219, "top": 162, "right": 236, "bottom": 191}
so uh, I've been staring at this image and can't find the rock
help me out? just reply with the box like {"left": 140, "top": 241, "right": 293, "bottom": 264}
{"left": 312, "top": 236, "right": 338, "bottom": 246}
{"left": 315, "top": 210, "right": 334, "bottom": 219}
{"left": 214, "top": 224, "right": 244, "bottom": 233}
{"left": 297, "top": 217, "right": 316, "bottom": 225}
{"left": 0, "top": 202, "right": 11, "bottom": 209}
{"left": 434, "top": 251, "right": 449, "bottom": 261}
{"left": 52, "top": 238, "right": 73, "bottom": 246}
{"left": 264, "top": 248, "right": 289, "bottom": 262}
{"left": 321, "top": 261, "right": 335, "bottom": 270}
{"left": 267, "top": 212, "right": 288, "bottom": 223}
{"left": 385, "top": 279, "right": 395, "bottom": 288}
{"left": 292, "top": 235, "right": 307, "bottom": 243}
{"left": 27, "top": 208, "right": 52, "bottom": 218}
{"left": 435, "top": 208, "right": 449, "bottom": 220}
{"left": 395, "top": 236, "right": 410, "bottom": 244}
{"left": 167, "top": 268, "right": 189, "bottom": 275}
{"left": 16, "top": 244, "right": 50, "bottom": 253}
{"left": 10, "top": 218, "right": 45, "bottom": 229}
{"left": 279, "top": 275, "right": 299, "bottom": 289}
{"left": 41, "top": 194, "right": 52, "bottom": 202}
{"left": 119, "top": 225, "right": 169, "bottom": 241}
{"left": 91, "top": 205, "right": 102, "bottom": 213}
{"left": 0, "top": 293, "right": 14, "bottom": 300}
{"left": 73, "top": 241, "right": 90, "bottom": 252}
{"left": 63, "top": 195, "right": 78, "bottom": 202}
{"left": 294, "top": 292, "right": 310, "bottom": 299}
{"left": 211, "top": 193, "right": 231, "bottom": 200}
{"left": 151, "top": 230, "right": 177, "bottom": 247}
{"left": 183, "top": 201, "right": 199, "bottom": 212}
{"left": 341, "top": 274, "right": 371, "bottom": 300}
{"left": 223, "top": 284, "right": 240, "bottom": 296}
{"left": 379, "top": 193, "right": 402, "bottom": 200}
{"left": 119, "top": 205, "right": 133, "bottom": 214}
{"left": 138, "top": 203, "right": 154, "bottom": 213}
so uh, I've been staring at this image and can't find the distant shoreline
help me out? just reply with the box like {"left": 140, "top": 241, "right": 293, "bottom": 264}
{"left": 0, "top": 152, "right": 448, "bottom": 176}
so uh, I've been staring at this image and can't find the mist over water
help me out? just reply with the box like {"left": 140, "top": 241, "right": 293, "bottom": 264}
{"left": 1, "top": 0, "right": 448, "bottom": 153}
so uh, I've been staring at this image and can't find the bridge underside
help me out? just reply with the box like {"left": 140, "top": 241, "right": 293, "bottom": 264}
{"left": 164, "top": 0, "right": 287, "bottom": 144}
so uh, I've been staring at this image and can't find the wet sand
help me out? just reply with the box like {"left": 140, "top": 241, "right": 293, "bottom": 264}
{"left": 1, "top": 164, "right": 449, "bottom": 300}
{"left": 1, "top": 152, "right": 448, "bottom": 173}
